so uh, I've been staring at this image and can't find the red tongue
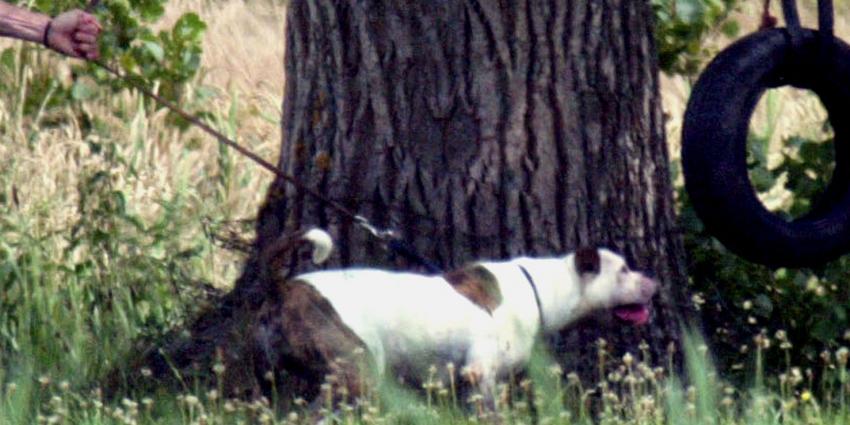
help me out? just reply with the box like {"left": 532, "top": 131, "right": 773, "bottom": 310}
{"left": 614, "top": 304, "right": 649, "bottom": 326}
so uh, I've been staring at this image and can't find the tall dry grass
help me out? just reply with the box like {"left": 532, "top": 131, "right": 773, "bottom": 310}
{"left": 0, "top": 0, "right": 290, "bottom": 288}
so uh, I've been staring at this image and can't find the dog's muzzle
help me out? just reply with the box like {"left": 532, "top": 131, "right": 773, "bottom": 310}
{"left": 613, "top": 276, "right": 657, "bottom": 326}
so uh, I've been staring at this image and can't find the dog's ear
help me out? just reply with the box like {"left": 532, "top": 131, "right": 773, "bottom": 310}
{"left": 574, "top": 247, "right": 600, "bottom": 276}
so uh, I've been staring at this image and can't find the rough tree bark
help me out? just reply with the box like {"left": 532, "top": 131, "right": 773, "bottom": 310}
{"left": 119, "top": 0, "right": 690, "bottom": 398}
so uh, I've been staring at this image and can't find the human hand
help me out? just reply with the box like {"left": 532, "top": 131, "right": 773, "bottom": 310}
{"left": 44, "top": 10, "right": 102, "bottom": 60}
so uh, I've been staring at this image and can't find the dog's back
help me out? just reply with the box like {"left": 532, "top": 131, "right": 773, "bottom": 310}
{"left": 297, "top": 269, "right": 494, "bottom": 373}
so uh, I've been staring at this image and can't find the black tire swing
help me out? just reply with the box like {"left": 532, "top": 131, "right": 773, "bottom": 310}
{"left": 682, "top": 0, "right": 850, "bottom": 267}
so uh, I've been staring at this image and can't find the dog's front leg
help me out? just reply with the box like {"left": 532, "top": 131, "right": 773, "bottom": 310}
{"left": 465, "top": 341, "right": 502, "bottom": 421}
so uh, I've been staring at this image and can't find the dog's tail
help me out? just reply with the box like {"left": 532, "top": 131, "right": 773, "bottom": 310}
{"left": 301, "top": 228, "right": 333, "bottom": 265}
{"left": 260, "top": 228, "right": 334, "bottom": 282}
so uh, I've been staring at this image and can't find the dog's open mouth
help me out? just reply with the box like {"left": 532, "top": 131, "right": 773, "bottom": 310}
{"left": 613, "top": 303, "right": 650, "bottom": 326}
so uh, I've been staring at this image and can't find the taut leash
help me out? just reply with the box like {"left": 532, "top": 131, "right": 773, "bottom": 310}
{"left": 79, "top": 0, "right": 441, "bottom": 272}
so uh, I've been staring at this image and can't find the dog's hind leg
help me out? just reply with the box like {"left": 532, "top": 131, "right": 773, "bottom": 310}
{"left": 253, "top": 281, "right": 372, "bottom": 409}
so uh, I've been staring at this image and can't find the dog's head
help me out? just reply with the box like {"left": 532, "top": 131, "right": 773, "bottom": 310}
{"left": 572, "top": 248, "right": 658, "bottom": 326}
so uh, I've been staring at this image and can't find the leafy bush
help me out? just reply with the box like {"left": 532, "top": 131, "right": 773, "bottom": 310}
{"left": 20, "top": 1, "right": 206, "bottom": 117}
{"left": 652, "top": 0, "right": 740, "bottom": 76}
{"left": 0, "top": 135, "right": 215, "bottom": 385}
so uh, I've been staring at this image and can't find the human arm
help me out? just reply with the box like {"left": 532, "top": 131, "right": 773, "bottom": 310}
{"left": 0, "top": 2, "right": 50, "bottom": 44}
{"left": 0, "top": 2, "right": 101, "bottom": 59}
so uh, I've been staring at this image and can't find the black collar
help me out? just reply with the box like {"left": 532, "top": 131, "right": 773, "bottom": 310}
{"left": 518, "top": 265, "right": 545, "bottom": 332}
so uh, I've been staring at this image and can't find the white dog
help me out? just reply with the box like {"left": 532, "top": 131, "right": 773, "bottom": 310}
{"left": 252, "top": 229, "right": 657, "bottom": 408}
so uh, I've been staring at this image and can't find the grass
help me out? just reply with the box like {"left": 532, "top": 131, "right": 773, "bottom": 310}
{"left": 0, "top": 0, "right": 849, "bottom": 423}
{"left": 3, "top": 331, "right": 850, "bottom": 424}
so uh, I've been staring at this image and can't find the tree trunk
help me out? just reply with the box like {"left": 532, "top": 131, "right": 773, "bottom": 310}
{"left": 119, "top": 0, "right": 690, "bottom": 398}
{"left": 251, "top": 0, "right": 689, "bottom": 381}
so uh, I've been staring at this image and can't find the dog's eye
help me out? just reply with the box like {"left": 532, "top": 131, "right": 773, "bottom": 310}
{"left": 620, "top": 265, "right": 630, "bottom": 274}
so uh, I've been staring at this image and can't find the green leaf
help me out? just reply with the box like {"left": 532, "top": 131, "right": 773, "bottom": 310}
{"left": 134, "top": 0, "right": 166, "bottom": 22}
{"left": 753, "top": 294, "right": 773, "bottom": 317}
{"left": 141, "top": 40, "right": 165, "bottom": 62}
{"left": 834, "top": 305, "right": 847, "bottom": 322}
{"left": 173, "top": 13, "right": 207, "bottom": 42}
{"left": 70, "top": 81, "right": 97, "bottom": 101}
{"left": 749, "top": 167, "right": 774, "bottom": 192}
{"left": 676, "top": 0, "right": 705, "bottom": 23}
{"left": 0, "top": 48, "right": 15, "bottom": 71}
{"left": 720, "top": 20, "right": 740, "bottom": 37}
{"left": 811, "top": 313, "right": 842, "bottom": 342}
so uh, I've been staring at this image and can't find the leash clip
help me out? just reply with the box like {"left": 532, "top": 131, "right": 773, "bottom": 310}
{"left": 354, "top": 215, "right": 396, "bottom": 241}
{"left": 354, "top": 215, "right": 443, "bottom": 273}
